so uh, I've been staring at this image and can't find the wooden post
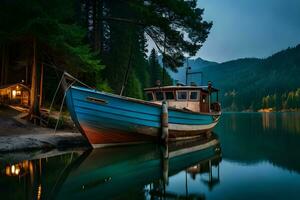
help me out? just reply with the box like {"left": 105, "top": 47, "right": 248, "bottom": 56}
{"left": 161, "top": 145, "right": 169, "bottom": 185}
{"left": 208, "top": 81, "right": 212, "bottom": 112}
{"left": 161, "top": 101, "right": 169, "bottom": 143}
{"left": 209, "top": 160, "right": 212, "bottom": 183}
{"left": 39, "top": 63, "right": 44, "bottom": 108}
{"left": 162, "top": 157, "right": 169, "bottom": 185}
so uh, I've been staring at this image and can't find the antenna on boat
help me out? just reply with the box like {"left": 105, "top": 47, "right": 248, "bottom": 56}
{"left": 162, "top": 34, "right": 166, "bottom": 86}
{"left": 185, "top": 57, "right": 191, "bottom": 85}
{"left": 186, "top": 58, "right": 204, "bottom": 86}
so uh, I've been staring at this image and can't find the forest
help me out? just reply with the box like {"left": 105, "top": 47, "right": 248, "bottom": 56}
{"left": 201, "top": 44, "right": 300, "bottom": 111}
{"left": 0, "top": 0, "right": 212, "bottom": 119}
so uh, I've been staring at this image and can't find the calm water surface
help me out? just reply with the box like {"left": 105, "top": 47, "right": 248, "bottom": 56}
{"left": 1, "top": 112, "right": 300, "bottom": 200}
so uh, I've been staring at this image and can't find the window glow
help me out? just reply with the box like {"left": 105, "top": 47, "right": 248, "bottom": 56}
{"left": 12, "top": 90, "right": 17, "bottom": 98}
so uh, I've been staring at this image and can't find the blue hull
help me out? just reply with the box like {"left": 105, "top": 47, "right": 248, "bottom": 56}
{"left": 65, "top": 86, "right": 221, "bottom": 146}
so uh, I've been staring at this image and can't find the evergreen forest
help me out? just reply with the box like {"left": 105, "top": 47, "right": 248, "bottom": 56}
{"left": 0, "top": 0, "right": 211, "bottom": 118}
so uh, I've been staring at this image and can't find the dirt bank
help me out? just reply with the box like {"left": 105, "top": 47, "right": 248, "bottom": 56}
{"left": 0, "top": 106, "right": 89, "bottom": 152}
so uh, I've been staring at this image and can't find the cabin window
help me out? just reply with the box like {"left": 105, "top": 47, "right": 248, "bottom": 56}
{"left": 189, "top": 91, "right": 199, "bottom": 100}
{"left": 146, "top": 92, "right": 154, "bottom": 101}
{"left": 155, "top": 91, "right": 164, "bottom": 101}
{"left": 177, "top": 91, "right": 188, "bottom": 100}
{"left": 165, "top": 92, "right": 174, "bottom": 100}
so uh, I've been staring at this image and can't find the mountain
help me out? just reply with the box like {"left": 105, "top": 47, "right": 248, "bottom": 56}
{"left": 164, "top": 44, "right": 300, "bottom": 111}
{"left": 202, "top": 44, "right": 300, "bottom": 111}
{"left": 158, "top": 56, "right": 218, "bottom": 84}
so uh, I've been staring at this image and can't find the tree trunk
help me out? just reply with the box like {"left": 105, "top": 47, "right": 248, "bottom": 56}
{"left": 4, "top": 45, "right": 9, "bottom": 85}
{"left": 99, "top": 0, "right": 104, "bottom": 55}
{"left": 25, "top": 63, "right": 28, "bottom": 84}
{"left": 29, "top": 38, "right": 40, "bottom": 124}
{"left": 39, "top": 63, "right": 44, "bottom": 108}
{"left": 1, "top": 45, "right": 5, "bottom": 86}
{"left": 1, "top": 44, "right": 8, "bottom": 86}
{"left": 86, "top": 0, "right": 92, "bottom": 42}
{"left": 93, "top": 0, "right": 99, "bottom": 51}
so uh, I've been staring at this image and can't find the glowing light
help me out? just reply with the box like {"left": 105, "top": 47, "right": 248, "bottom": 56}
{"left": 5, "top": 167, "right": 11, "bottom": 176}
{"left": 4, "top": 161, "right": 31, "bottom": 177}
{"left": 37, "top": 184, "right": 42, "bottom": 200}
{"left": 15, "top": 168, "right": 20, "bottom": 175}
{"left": 11, "top": 165, "right": 15, "bottom": 174}
{"left": 12, "top": 90, "right": 17, "bottom": 98}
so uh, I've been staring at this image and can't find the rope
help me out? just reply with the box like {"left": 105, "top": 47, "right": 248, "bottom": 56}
{"left": 47, "top": 74, "right": 65, "bottom": 126}
{"left": 63, "top": 72, "right": 94, "bottom": 90}
{"left": 46, "top": 69, "right": 95, "bottom": 133}
{"left": 54, "top": 80, "right": 75, "bottom": 134}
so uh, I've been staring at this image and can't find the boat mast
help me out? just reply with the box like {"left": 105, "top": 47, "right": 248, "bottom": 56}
{"left": 120, "top": 42, "right": 133, "bottom": 96}
{"left": 185, "top": 57, "right": 191, "bottom": 85}
{"left": 186, "top": 59, "right": 204, "bottom": 86}
{"left": 162, "top": 33, "right": 166, "bottom": 86}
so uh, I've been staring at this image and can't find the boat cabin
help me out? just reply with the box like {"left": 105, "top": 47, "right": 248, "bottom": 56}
{"left": 144, "top": 84, "right": 220, "bottom": 113}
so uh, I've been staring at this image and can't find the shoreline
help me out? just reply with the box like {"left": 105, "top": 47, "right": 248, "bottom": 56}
{"left": 0, "top": 130, "right": 89, "bottom": 153}
{"left": 0, "top": 106, "right": 89, "bottom": 153}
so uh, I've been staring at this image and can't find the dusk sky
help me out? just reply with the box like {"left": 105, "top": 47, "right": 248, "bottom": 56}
{"left": 196, "top": 0, "right": 300, "bottom": 63}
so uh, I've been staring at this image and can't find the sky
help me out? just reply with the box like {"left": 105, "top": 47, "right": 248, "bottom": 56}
{"left": 195, "top": 0, "right": 300, "bottom": 62}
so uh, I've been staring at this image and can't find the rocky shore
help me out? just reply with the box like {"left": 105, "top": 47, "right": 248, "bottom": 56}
{"left": 0, "top": 106, "right": 89, "bottom": 152}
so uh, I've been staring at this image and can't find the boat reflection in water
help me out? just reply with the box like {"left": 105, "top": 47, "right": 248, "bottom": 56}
{"left": 56, "top": 134, "right": 221, "bottom": 199}
{"left": 0, "top": 134, "right": 221, "bottom": 200}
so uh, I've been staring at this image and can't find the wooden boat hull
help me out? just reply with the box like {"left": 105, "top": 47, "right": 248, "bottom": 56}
{"left": 65, "top": 86, "right": 221, "bottom": 147}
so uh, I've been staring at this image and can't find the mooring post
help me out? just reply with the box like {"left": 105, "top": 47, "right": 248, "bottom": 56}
{"left": 163, "top": 156, "right": 169, "bottom": 185}
{"left": 161, "top": 100, "right": 169, "bottom": 143}
{"left": 160, "top": 145, "right": 169, "bottom": 185}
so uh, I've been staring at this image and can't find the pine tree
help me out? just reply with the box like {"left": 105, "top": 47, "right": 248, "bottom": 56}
{"left": 148, "top": 49, "right": 173, "bottom": 87}
{"left": 0, "top": 0, "right": 104, "bottom": 121}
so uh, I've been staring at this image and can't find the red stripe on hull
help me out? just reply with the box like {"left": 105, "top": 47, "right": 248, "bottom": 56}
{"left": 81, "top": 125, "right": 156, "bottom": 146}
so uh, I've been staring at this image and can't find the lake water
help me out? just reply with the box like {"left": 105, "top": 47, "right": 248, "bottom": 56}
{"left": 1, "top": 112, "right": 300, "bottom": 200}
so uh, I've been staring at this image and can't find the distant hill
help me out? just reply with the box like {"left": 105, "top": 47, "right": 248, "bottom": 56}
{"left": 165, "top": 44, "right": 300, "bottom": 111}
{"left": 202, "top": 44, "right": 300, "bottom": 111}
{"left": 158, "top": 56, "right": 218, "bottom": 84}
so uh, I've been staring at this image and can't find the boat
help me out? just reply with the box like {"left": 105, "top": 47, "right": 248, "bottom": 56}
{"left": 55, "top": 136, "right": 222, "bottom": 199}
{"left": 63, "top": 73, "right": 221, "bottom": 148}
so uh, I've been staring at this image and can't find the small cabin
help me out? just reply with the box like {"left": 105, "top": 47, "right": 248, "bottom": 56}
{"left": 144, "top": 85, "right": 220, "bottom": 113}
{"left": 0, "top": 83, "right": 30, "bottom": 106}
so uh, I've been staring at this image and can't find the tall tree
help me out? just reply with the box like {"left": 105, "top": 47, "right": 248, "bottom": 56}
{"left": 0, "top": 0, "right": 103, "bottom": 121}
{"left": 82, "top": 0, "right": 211, "bottom": 96}
{"left": 148, "top": 48, "right": 173, "bottom": 86}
